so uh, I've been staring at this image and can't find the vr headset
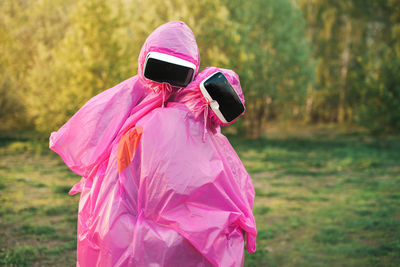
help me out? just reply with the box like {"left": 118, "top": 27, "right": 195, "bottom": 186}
{"left": 143, "top": 52, "right": 196, "bottom": 88}
{"left": 200, "top": 72, "right": 245, "bottom": 124}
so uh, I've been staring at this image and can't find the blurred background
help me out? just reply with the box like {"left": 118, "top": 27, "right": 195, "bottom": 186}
{"left": 0, "top": 0, "right": 399, "bottom": 266}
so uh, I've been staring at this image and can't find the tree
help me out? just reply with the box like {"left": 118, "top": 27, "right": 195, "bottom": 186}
{"left": 25, "top": 0, "right": 233, "bottom": 132}
{"left": 297, "top": 0, "right": 400, "bottom": 133}
{"left": 27, "top": 0, "right": 126, "bottom": 132}
{"left": 0, "top": 0, "right": 75, "bottom": 131}
{"left": 3, "top": 0, "right": 398, "bottom": 135}
{"left": 357, "top": 0, "right": 400, "bottom": 133}
{"left": 123, "top": 0, "right": 232, "bottom": 70}
{"left": 226, "top": 0, "right": 314, "bottom": 138}
{"left": 0, "top": 0, "right": 34, "bottom": 131}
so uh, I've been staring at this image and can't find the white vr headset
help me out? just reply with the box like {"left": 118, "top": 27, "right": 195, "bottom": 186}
{"left": 200, "top": 72, "right": 245, "bottom": 124}
{"left": 143, "top": 52, "right": 196, "bottom": 88}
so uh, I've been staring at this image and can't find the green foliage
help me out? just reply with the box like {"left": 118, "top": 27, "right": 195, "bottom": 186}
{"left": 0, "top": 0, "right": 312, "bottom": 134}
{"left": 130, "top": 0, "right": 231, "bottom": 68}
{"left": 0, "top": 0, "right": 399, "bottom": 134}
{"left": 356, "top": 0, "right": 400, "bottom": 133}
{"left": 0, "top": 1, "right": 29, "bottom": 131}
{"left": 358, "top": 57, "right": 400, "bottom": 133}
{"left": 297, "top": 0, "right": 400, "bottom": 133}
{"left": 0, "top": 0, "right": 75, "bottom": 131}
{"left": 226, "top": 0, "right": 314, "bottom": 137}
{"left": 22, "top": 0, "right": 234, "bottom": 132}
{"left": 27, "top": 0, "right": 127, "bottom": 131}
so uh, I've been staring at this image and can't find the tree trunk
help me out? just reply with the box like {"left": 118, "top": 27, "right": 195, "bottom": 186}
{"left": 255, "top": 99, "right": 266, "bottom": 138}
{"left": 305, "top": 1, "right": 314, "bottom": 123}
{"left": 338, "top": 15, "right": 352, "bottom": 123}
{"left": 306, "top": 84, "right": 313, "bottom": 122}
{"left": 245, "top": 97, "right": 258, "bottom": 139}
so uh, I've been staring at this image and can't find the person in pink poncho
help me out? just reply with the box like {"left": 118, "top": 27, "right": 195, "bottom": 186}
{"left": 115, "top": 67, "right": 257, "bottom": 266}
{"left": 49, "top": 21, "right": 202, "bottom": 266}
{"left": 49, "top": 21, "right": 200, "bottom": 183}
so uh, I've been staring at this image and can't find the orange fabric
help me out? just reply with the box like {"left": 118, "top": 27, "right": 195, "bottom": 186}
{"left": 117, "top": 126, "right": 143, "bottom": 173}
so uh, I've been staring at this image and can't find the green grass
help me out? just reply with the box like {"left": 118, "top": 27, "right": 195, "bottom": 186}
{"left": 0, "top": 131, "right": 79, "bottom": 266}
{"left": 226, "top": 132, "right": 400, "bottom": 267}
{"left": 0, "top": 246, "right": 45, "bottom": 266}
{"left": 0, "top": 130, "right": 399, "bottom": 266}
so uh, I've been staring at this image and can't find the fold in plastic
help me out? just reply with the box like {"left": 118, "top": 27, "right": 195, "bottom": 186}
{"left": 119, "top": 100, "right": 258, "bottom": 266}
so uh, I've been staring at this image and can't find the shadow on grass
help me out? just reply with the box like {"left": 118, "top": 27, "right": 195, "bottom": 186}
{"left": 14, "top": 224, "right": 56, "bottom": 237}
{"left": 53, "top": 185, "right": 72, "bottom": 195}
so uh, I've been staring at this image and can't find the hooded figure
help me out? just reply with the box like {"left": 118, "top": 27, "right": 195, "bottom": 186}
{"left": 116, "top": 67, "right": 257, "bottom": 266}
{"left": 49, "top": 21, "right": 200, "bottom": 266}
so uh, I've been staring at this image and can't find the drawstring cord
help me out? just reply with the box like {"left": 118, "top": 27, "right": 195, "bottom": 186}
{"left": 202, "top": 98, "right": 210, "bottom": 143}
{"left": 149, "top": 82, "right": 172, "bottom": 108}
{"left": 184, "top": 94, "right": 211, "bottom": 143}
{"left": 160, "top": 82, "right": 172, "bottom": 108}
{"left": 150, "top": 80, "right": 211, "bottom": 142}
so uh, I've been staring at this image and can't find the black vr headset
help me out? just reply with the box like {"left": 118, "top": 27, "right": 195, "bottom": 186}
{"left": 200, "top": 72, "right": 245, "bottom": 124}
{"left": 143, "top": 52, "right": 196, "bottom": 88}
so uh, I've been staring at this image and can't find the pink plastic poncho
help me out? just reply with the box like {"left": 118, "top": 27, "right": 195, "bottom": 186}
{"left": 113, "top": 67, "right": 257, "bottom": 266}
{"left": 49, "top": 21, "right": 202, "bottom": 266}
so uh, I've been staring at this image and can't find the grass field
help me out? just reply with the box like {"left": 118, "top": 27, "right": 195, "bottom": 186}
{"left": 0, "top": 130, "right": 399, "bottom": 266}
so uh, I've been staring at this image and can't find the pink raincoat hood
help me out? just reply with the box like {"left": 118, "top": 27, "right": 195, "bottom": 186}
{"left": 138, "top": 21, "right": 200, "bottom": 82}
{"left": 137, "top": 21, "right": 200, "bottom": 101}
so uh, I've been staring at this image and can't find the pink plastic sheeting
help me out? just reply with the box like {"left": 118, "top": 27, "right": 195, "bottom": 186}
{"left": 49, "top": 21, "right": 212, "bottom": 266}
{"left": 49, "top": 21, "right": 200, "bottom": 180}
{"left": 110, "top": 67, "right": 257, "bottom": 266}
{"left": 172, "top": 66, "right": 256, "bottom": 254}
{"left": 115, "top": 101, "right": 258, "bottom": 266}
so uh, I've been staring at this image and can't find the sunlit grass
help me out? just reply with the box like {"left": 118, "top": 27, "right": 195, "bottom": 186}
{"left": 0, "top": 131, "right": 399, "bottom": 266}
{"left": 0, "top": 132, "right": 79, "bottom": 266}
{"left": 227, "top": 133, "right": 400, "bottom": 266}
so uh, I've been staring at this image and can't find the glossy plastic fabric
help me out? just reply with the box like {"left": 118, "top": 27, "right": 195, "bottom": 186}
{"left": 49, "top": 21, "right": 199, "bottom": 179}
{"left": 49, "top": 21, "right": 202, "bottom": 266}
{"left": 113, "top": 68, "right": 256, "bottom": 266}
{"left": 116, "top": 103, "right": 258, "bottom": 266}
